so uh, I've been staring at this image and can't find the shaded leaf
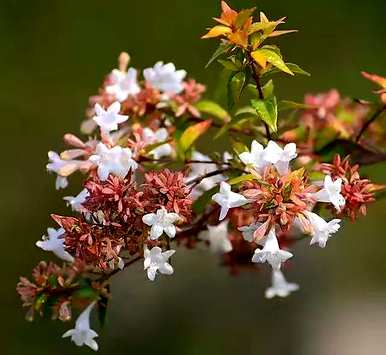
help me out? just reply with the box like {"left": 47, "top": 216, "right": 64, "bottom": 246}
{"left": 217, "top": 59, "right": 240, "bottom": 71}
{"left": 235, "top": 8, "right": 255, "bottom": 29}
{"left": 228, "top": 174, "right": 255, "bottom": 185}
{"left": 251, "top": 97, "right": 278, "bottom": 132}
{"left": 205, "top": 42, "right": 232, "bottom": 68}
{"left": 192, "top": 186, "right": 218, "bottom": 214}
{"left": 279, "top": 100, "right": 314, "bottom": 111}
{"left": 98, "top": 292, "right": 109, "bottom": 327}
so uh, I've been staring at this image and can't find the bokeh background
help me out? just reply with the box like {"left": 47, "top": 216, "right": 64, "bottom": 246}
{"left": 1, "top": 0, "right": 386, "bottom": 354}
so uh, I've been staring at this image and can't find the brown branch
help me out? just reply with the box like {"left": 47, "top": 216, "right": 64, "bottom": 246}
{"left": 355, "top": 104, "right": 386, "bottom": 143}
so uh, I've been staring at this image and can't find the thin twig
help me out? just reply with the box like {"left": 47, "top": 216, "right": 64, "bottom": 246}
{"left": 355, "top": 104, "right": 386, "bottom": 142}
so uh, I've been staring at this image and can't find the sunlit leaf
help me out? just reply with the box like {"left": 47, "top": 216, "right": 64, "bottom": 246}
{"left": 228, "top": 174, "right": 255, "bottom": 185}
{"left": 195, "top": 100, "right": 230, "bottom": 122}
{"left": 252, "top": 48, "right": 294, "bottom": 75}
{"left": 202, "top": 25, "right": 232, "bottom": 39}
{"left": 179, "top": 120, "right": 212, "bottom": 152}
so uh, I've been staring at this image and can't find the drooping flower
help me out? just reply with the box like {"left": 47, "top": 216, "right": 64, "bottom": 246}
{"left": 62, "top": 303, "right": 98, "bottom": 351}
{"left": 143, "top": 61, "right": 186, "bottom": 94}
{"left": 92, "top": 102, "right": 128, "bottom": 133}
{"left": 36, "top": 228, "right": 74, "bottom": 263}
{"left": 303, "top": 211, "right": 341, "bottom": 248}
{"left": 199, "top": 220, "right": 233, "bottom": 254}
{"left": 173, "top": 79, "right": 206, "bottom": 117}
{"left": 212, "top": 181, "right": 248, "bottom": 220}
{"left": 143, "top": 246, "right": 175, "bottom": 281}
{"left": 314, "top": 175, "right": 345, "bottom": 211}
{"left": 47, "top": 151, "right": 79, "bottom": 190}
{"left": 265, "top": 269, "right": 299, "bottom": 299}
{"left": 142, "top": 207, "right": 180, "bottom": 240}
{"left": 64, "top": 189, "right": 90, "bottom": 212}
{"left": 89, "top": 143, "right": 138, "bottom": 181}
{"left": 105, "top": 68, "right": 141, "bottom": 102}
{"left": 251, "top": 228, "right": 293, "bottom": 269}
{"left": 142, "top": 127, "right": 173, "bottom": 159}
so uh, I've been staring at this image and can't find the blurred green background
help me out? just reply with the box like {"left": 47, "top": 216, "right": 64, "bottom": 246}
{"left": 1, "top": 0, "right": 386, "bottom": 354}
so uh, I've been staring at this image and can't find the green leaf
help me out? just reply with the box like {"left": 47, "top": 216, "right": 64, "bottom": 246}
{"left": 231, "top": 141, "right": 248, "bottom": 155}
{"left": 252, "top": 48, "right": 294, "bottom": 75}
{"left": 217, "top": 59, "right": 240, "bottom": 71}
{"left": 251, "top": 97, "right": 278, "bottom": 132}
{"left": 195, "top": 100, "right": 230, "bottom": 122}
{"left": 235, "top": 8, "right": 255, "bottom": 29}
{"left": 179, "top": 120, "right": 212, "bottom": 152}
{"left": 144, "top": 139, "right": 172, "bottom": 154}
{"left": 286, "top": 63, "right": 311, "bottom": 76}
{"left": 262, "top": 79, "right": 274, "bottom": 98}
{"left": 228, "top": 174, "right": 255, "bottom": 185}
{"left": 205, "top": 42, "right": 232, "bottom": 68}
{"left": 229, "top": 71, "right": 246, "bottom": 107}
{"left": 279, "top": 100, "right": 315, "bottom": 111}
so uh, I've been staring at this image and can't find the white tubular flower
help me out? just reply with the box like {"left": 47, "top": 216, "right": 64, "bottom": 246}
{"left": 62, "top": 303, "right": 98, "bottom": 351}
{"left": 47, "top": 151, "right": 78, "bottom": 190}
{"left": 263, "top": 141, "right": 297, "bottom": 175}
{"left": 239, "top": 140, "right": 266, "bottom": 172}
{"left": 106, "top": 68, "right": 141, "bottom": 102}
{"left": 314, "top": 175, "right": 345, "bottom": 211}
{"left": 238, "top": 223, "right": 262, "bottom": 242}
{"left": 56, "top": 176, "right": 68, "bottom": 190}
{"left": 144, "top": 246, "right": 175, "bottom": 281}
{"left": 142, "top": 127, "right": 173, "bottom": 159}
{"left": 304, "top": 211, "right": 341, "bottom": 248}
{"left": 252, "top": 228, "right": 293, "bottom": 270}
{"left": 199, "top": 220, "right": 232, "bottom": 254}
{"left": 265, "top": 269, "right": 299, "bottom": 299}
{"left": 143, "top": 61, "right": 186, "bottom": 94}
{"left": 64, "top": 188, "right": 89, "bottom": 212}
{"left": 36, "top": 228, "right": 74, "bottom": 263}
{"left": 212, "top": 182, "right": 248, "bottom": 221}
{"left": 142, "top": 207, "right": 180, "bottom": 240}
{"left": 89, "top": 143, "right": 138, "bottom": 181}
{"left": 92, "top": 102, "right": 128, "bottom": 133}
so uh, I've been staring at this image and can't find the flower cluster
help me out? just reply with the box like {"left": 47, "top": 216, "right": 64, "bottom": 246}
{"left": 18, "top": 1, "right": 386, "bottom": 351}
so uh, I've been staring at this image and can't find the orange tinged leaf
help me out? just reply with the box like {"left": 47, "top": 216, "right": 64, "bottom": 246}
{"left": 179, "top": 120, "right": 212, "bottom": 152}
{"left": 269, "top": 29, "right": 298, "bottom": 38}
{"left": 362, "top": 71, "right": 386, "bottom": 89}
{"left": 251, "top": 50, "right": 267, "bottom": 69}
{"left": 201, "top": 25, "right": 232, "bottom": 39}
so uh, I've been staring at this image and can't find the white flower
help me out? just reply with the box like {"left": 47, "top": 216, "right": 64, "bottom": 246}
{"left": 64, "top": 188, "right": 89, "bottom": 212}
{"left": 142, "top": 207, "right": 180, "bottom": 240}
{"left": 212, "top": 181, "right": 248, "bottom": 221}
{"left": 56, "top": 176, "right": 68, "bottom": 190}
{"left": 92, "top": 102, "right": 128, "bottom": 133}
{"left": 238, "top": 222, "right": 262, "bottom": 242}
{"left": 265, "top": 269, "right": 299, "bottom": 299}
{"left": 142, "top": 127, "right": 173, "bottom": 159}
{"left": 143, "top": 61, "right": 186, "bottom": 94}
{"left": 36, "top": 227, "right": 74, "bottom": 263}
{"left": 62, "top": 303, "right": 98, "bottom": 351}
{"left": 263, "top": 141, "right": 297, "bottom": 175}
{"left": 89, "top": 143, "right": 138, "bottom": 181}
{"left": 239, "top": 140, "right": 297, "bottom": 175}
{"left": 239, "top": 140, "right": 266, "bottom": 171}
{"left": 252, "top": 228, "right": 293, "bottom": 270}
{"left": 47, "top": 151, "right": 77, "bottom": 190}
{"left": 304, "top": 211, "right": 341, "bottom": 248}
{"left": 144, "top": 246, "right": 175, "bottom": 281}
{"left": 106, "top": 68, "right": 141, "bottom": 102}
{"left": 199, "top": 220, "right": 232, "bottom": 254}
{"left": 314, "top": 175, "right": 345, "bottom": 211}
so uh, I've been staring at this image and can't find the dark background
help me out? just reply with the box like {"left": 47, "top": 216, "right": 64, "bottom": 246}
{"left": 1, "top": 0, "right": 386, "bottom": 354}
